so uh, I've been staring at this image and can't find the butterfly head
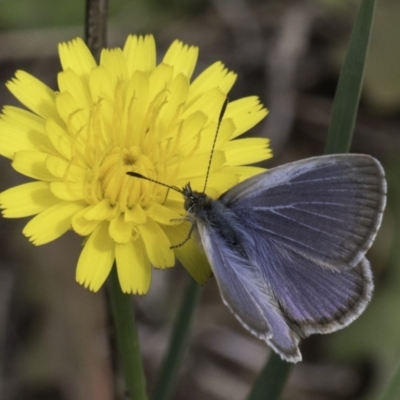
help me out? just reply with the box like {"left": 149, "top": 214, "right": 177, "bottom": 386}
{"left": 182, "top": 183, "right": 209, "bottom": 215}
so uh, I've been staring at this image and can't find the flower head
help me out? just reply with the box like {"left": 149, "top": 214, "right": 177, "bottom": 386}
{"left": 0, "top": 35, "right": 271, "bottom": 294}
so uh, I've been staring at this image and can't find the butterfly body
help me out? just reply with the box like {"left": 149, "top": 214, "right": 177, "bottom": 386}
{"left": 182, "top": 154, "right": 386, "bottom": 363}
{"left": 183, "top": 184, "right": 249, "bottom": 251}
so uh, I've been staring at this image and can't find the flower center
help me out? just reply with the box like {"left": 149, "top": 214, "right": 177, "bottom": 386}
{"left": 71, "top": 78, "right": 183, "bottom": 217}
{"left": 82, "top": 145, "right": 162, "bottom": 214}
{"left": 106, "top": 146, "right": 154, "bottom": 209}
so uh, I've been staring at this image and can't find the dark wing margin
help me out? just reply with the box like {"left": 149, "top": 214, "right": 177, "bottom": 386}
{"left": 222, "top": 154, "right": 386, "bottom": 271}
{"left": 248, "top": 236, "right": 373, "bottom": 336}
{"left": 197, "top": 223, "right": 303, "bottom": 363}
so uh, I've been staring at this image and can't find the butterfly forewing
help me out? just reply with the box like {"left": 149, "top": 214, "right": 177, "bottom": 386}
{"left": 221, "top": 154, "right": 386, "bottom": 270}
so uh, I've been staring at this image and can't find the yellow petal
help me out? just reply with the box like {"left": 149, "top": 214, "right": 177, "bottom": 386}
{"left": 215, "top": 118, "right": 236, "bottom": 145}
{"left": 84, "top": 199, "right": 118, "bottom": 221}
{"left": 183, "top": 171, "right": 239, "bottom": 197}
{"left": 162, "top": 192, "right": 184, "bottom": 207}
{"left": 71, "top": 207, "right": 100, "bottom": 235}
{"left": 45, "top": 119, "right": 72, "bottom": 159}
{"left": 2, "top": 105, "right": 45, "bottom": 130}
{"left": 137, "top": 219, "right": 174, "bottom": 268}
{"left": 163, "top": 40, "right": 198, "bottom": 79}
{"left": 12, "top": 150, "right": 55, "bottom": 181}
{"left": 23, "top": 201, "right": 86, "bottom": 245}
{"left": 100, "top": 48, "right": 127, "bottom": 81}
{"left": 177, "top": 168, "right": 239, "bottom": 199}
{"left": 0, "top": 119, "right": 46, "bottom": 160}
{"left": 182, "top": 87, "right": 226, "bottom": 125}
{"left": 55, "top": 91, "right": 90, "bottom": 135}
{"left": 115, "top": 238, "right": 151, "bottom": 294}
{"left": 224, "top": 138, "right": 272, "bottom": 165}
{"left": 0, "top": 182, "right": 59, "bottom": 217}
{"left": 163, "top": 199, "right": 185, "bottom": 215}
{"left": 157, "top": 73, "right": 189, "bottom": 136}
{"left": 49, "top": 181, "right": 84, "bottom": 201}
{"left": 149, "top": 203, "right": 183, "bottom": 225}
{"left": 88, "top": 66, "right": 115, "bottom": 103}
{"left": 123, "top": 71, "right": 149, "bottom": 145}
{"left": 58, "top": 69, "right": 92, "bottom": 109}
{"left": 0, "top": 107, "right": 51, "bottom": 159}
{"left": 6, "top": 70, "right": 60, "bottom": 122}
{"left": 188, "top": 62, "right": 237, "bottom": 103}
{"left": 58, "top": 37, "right": 97, "bottom": 78}
{"left": 175, "top": 150, "right": 225, "bottom": 180}
{"left": 44, "top": 155, "right": 69, "bottom": 179}
{"left": 123, "top": 35, "right": 156, "bottom": 76}
{"left": 178, "top": 110, "right": 207, "bottom": 155}
{"left": 45, "top": 155, "right": 86, "bottom": 182}
{"left": 76, "top": 221, "right": 115, "bottom": 292}
{"left": 148, "top": 63, "right": 173, "bottom": 105}
{"left": 228, "top": 166, "right": 266, "bottom": 182}
{"left": 225, "top": 97, "right": 268, "bottom": 139}
{"left": 164, "top": 223, "right": 212, "bottom": 284}
{"left": 124, "top": 204, "right": 147, "bottom": 224}
{"left": 109, "top": 212, "right": 132, "bottom": 244}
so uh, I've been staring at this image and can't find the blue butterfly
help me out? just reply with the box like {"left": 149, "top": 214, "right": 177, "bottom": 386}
{"left": 181, "top": 154, "right": 386, "bottom": 362}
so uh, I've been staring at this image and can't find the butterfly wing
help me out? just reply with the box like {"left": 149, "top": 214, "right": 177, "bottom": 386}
{"left": 221, "top": 154, "right": 386, "bottom": 271}
{"left": 204, "top": 154, "right": 385, "bottom": 358}
{"left": 196, "top": 221, "right": 303, "bottom": 362}
{"left": 244, "top": 235, "right": 373, "bottom": 337}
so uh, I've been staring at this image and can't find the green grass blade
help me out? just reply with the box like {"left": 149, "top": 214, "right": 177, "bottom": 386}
{"left": 325, "top": 0, "right": 376, "bottom": 154}
{"left": 152, "top": 278, "right": 202, "bottom": 400}
{"left": 246, "top": 353, "right": 293, "bottom": 400}
{"left": 377, "top": 361, "right": 400, "bottom": 400}
{"left": 108, "top": 267, "right": 148, "bottom": 400}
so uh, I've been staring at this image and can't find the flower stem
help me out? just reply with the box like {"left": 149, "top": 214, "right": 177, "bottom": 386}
{"left": 246, "top": 353, "right": 293, "bottom": 400}
{"left": 85, "top": 0, "right": 109, "bottom": 61}
{"left": 108, "top": 267, "right": 148, "bottom": 400}
{"left": 152, "top": 278, "right": 203, "bottom": 400}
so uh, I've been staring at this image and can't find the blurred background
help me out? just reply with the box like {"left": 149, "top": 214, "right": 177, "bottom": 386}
{"left": 0, "top": 0, "right": 399, "bottom": 399}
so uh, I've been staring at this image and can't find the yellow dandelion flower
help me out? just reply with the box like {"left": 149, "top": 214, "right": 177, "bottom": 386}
{"left": 0, "top": 35, "right": 271, "bottom": 294}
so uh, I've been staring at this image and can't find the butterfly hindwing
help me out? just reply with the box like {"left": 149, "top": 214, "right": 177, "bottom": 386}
{"left": 241, "top": 233, "right": 373, "bottom": 336}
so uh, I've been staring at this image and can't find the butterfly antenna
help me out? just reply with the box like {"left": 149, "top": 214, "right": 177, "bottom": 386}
{"left": 127, "top": 171, "right": 183, "bottom": 194}
{"left": 202, "top": 97, "right": 229, "bottom": 193}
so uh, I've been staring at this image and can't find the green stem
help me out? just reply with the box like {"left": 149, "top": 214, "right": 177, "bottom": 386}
{"left": 246, "top": 353, "right": 292, "bottom": 400}
{"left": 108, "top": 267, "right": 148, "bottom": 400}
{"left": 152, "top": 278, "right": 203, "bottom": 400}
{"left": 377, "top": 361, "right": 400, "bottom": 400}
{"left": 324, "top": 0, "right": 376, "bottom": 154}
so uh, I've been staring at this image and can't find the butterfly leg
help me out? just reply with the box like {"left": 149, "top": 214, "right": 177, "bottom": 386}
{"left": 170, "top": 223, "right": 195, "bottom": 249}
